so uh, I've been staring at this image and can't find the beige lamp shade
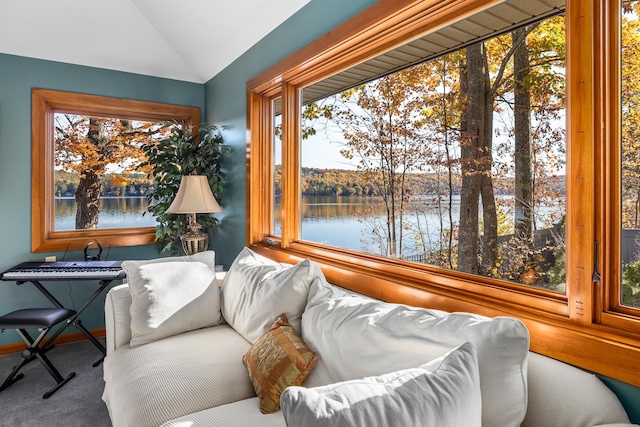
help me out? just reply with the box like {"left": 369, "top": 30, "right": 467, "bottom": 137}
{"left": 166, "top": 175, "right": 222, "bottom": 214}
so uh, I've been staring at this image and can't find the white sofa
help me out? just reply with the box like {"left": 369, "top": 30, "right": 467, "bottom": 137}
{"left": 102, "top": 248, "right": 636, "bottom": 427}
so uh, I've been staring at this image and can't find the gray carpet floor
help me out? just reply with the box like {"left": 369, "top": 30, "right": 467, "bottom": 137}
{"left": 0, "top": 339, "right": 111, "bottom": 427}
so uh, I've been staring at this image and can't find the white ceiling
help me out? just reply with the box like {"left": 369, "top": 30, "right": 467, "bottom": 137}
{"left": 0, "top": 0, "right": 312, "bottom": 83}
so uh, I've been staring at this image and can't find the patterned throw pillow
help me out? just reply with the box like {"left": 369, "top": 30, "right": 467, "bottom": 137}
{"left": 242, "top": 314, "right": 318, "bottom": 414}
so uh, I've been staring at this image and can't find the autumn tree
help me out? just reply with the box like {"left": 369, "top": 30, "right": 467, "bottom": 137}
{"left": 457, "top": 33, "right": 521, "bottom": 276}
{"left": 54, "top": 115, "right": 164, "bottom": 229}
{"left": 621, "top": 2, "right": 640, "bottom": 228}
{"left": 326, "top": 66, "right": 432, "bottom": 258}
{"left": 496, "top": 18, "right": 566, "bottom": 282}
{"left": 415, "top": 53, "right": 464, "bottom": 269}
{"left": 457, "top": 17, "right": 565, "bottom": 280}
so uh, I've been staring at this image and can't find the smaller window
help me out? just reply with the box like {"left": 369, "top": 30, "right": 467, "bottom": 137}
{"left": 32, "top": 89, "right": 200, "bottom": 252}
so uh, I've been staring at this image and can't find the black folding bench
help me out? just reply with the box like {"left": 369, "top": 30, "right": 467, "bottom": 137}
{"left": 0, "top": 308, "right": 77, "bottom": 399}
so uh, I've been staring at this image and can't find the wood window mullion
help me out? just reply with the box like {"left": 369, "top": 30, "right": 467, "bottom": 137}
{"left": 280, "top": 83, "right": 301, "bottom": 247}
{"left": 566, "top": 0, "right": 596, "bottom": 325}
{"left": 246, "top": 91, "right": 273, "bottom": 245}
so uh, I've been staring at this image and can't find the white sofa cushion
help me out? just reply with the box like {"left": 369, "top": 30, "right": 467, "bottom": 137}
{"left": 160, "top": 398, "right": 286, "bottom": 427}
{"left": 281, "top": 341, "right": 482, "bottom": 427}
{"left": 301, "top": 286, "right": 529, "bottom": 427}
{"left": 123, "top": 251, "right": 222, "bottom": 347}
{"left": 104, "top": 283, "right": 133, "bottom": 352}
{"left": 522, "top": 352, "right": 631, "bottom": 427}
{"left": 221, "top": 247, "right": 325, "bottom": 343}
{"left": 102, "top": 324, "right": 255, "bottom": 427}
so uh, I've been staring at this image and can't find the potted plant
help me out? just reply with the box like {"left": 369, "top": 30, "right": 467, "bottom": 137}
{"left": 139, "top": 122, "right": 229, "bottom": 254}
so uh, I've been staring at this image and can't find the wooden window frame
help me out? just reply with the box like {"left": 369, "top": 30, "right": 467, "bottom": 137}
{"left": 32, "top": 89, "right": 200, "bottom": 252}
{"left": 599, "top": 0, "right": 640, "bottom": 327}
{"left": 247, "top": 0, "right": 640, "bottom": 386}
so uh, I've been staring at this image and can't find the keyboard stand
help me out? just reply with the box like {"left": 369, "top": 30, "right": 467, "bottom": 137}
{"left": 23, "top": 280, "right": 113, "bottom": 367}
{"left": 19, "top": 279, "right": 114, "bottom": 367}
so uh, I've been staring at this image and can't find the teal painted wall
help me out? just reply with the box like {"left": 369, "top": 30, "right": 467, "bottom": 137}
{"left": 0, "top": 53, "right": 204, "bottom": 346}
{"left": 203, "top": 0, "right": 379, "bottom": 267}
{"left": 599, "top": 375, "right": 640, "bottom": 423}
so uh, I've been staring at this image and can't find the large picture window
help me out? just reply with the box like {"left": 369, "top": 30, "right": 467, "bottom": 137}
{"left": 32, "top": 89, "right": 200, "bottom": 252}
{"left": 296, "top": 15, "right": 566, "bottom": 290}
{"left": 248, "top": 0, "right": 640, "bottom": 387}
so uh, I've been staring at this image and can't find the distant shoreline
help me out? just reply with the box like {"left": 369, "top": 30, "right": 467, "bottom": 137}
{"left": 54, "top": 195, "right": 148, "bottom": 200}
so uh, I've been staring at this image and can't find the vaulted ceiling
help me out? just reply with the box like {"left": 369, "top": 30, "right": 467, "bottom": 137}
{"left": 0, "top": 0, "right": 312, "bottom": 83}
{"left": 1, "top": 0, "right": 565, "bottom": 90}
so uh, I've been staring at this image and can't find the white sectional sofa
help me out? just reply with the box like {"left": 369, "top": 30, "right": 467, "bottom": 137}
{"left": 102, "top": 248, "right": 637, "bottom": 427}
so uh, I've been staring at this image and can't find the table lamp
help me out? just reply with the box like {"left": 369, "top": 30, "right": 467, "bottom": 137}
{"left": 166, "top": 175, "right": 222, "bottom": 255}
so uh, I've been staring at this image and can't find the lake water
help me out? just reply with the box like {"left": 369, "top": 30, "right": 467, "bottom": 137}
{"left": 56, "top": 195, "right": 564, "bottom": 257}
{"left": 290, "top": 196, "right": 459, "bottom": 252}
{"left": 54, "top": 197, "right": 158, "bottom": 230}
{"left": 278, "top": 195, "right": 565, "bottom": 254}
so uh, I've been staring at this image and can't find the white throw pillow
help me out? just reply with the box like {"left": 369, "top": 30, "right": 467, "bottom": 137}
{"left": 221, "top": 247, "right": 326, "bottom": 344}
{"left": 301, "top": 293, "right": 529, "bottom": 427}
{"left": 123, "top": 251, "right": 222, "bottom": 348}
{"left": 281, "top": 342, "right": 482, "bottom": 427}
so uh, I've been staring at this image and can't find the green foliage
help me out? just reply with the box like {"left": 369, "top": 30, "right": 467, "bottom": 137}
{"left": 546, "top": 243, "right": 566, "bottom": 288}
{"left": 622, "top": 260, "right": 640, "bottom": 308}
{"left": 623, "top": 260, "right": 640, "bottom": 291}
{"left": 138, "top": 122, "right": 229, "bottom": 254}
{"left": 546, "top": 217, "right": 566, "bottom": 289}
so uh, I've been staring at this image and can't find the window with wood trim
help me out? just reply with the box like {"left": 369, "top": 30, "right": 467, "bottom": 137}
{"left": 601, "top": 0, "right": 640, "bottom": 324}
{"left": 32, "top": 89, "right": 200, "bottom": 252}
{"left": 247, "top": 0, "right": 640, "bottom": 387}
{"left": 296, "top": 15, "right": 566, "bottom": 290}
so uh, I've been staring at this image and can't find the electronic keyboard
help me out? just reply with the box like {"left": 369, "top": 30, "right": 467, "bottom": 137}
{"left": 1, "top": 261, "right": 125, "bottom": 281}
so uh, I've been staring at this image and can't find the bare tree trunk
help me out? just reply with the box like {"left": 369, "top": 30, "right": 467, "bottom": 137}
{"left": 386, "top": 125, "right": 398, "bottom": 258}
{"left": 440, "top": 67, "right": 455, "bottom": 269}
{"left": 480, "top": 77, "right": 498, "bottom": 275}
{"left": 75, "top": 171, "right": 101, "bottom": 229}
{"left": 457, "top": 43, "right": 486, "bottom": 274}
{"left": 513, "top": 28, "right": 534, "bottom": 248}
{"left": 75, "top": 118, "right": 107, "bottom": 229}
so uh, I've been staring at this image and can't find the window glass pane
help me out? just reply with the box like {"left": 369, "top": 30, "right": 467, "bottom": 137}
{"left": 620, "top": 0, "right": 640, "bottom": 308}
{"left": 54, "top": 114, "right": 165, "bottom": 231}
{"left": 274, "top": 98, "right": 283, "bottom": 236}
{"left": 299, "top": 14, "right": 566, "bottom": 291}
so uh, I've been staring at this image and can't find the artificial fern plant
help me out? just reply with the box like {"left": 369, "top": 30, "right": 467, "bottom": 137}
{"left": 139, "top": 122, "right": 229, "bottom": 254}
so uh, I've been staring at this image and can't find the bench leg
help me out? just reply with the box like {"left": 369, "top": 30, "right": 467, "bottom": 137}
{"left": 0, "top": 363, "right": 26, "bottom": 392}
{"left": 0, "top": 329, "right": 76, "bottom": 399}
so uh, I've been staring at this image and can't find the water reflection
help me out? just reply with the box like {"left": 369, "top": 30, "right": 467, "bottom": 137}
{"left": 274, "top": 196, "right": 462, "bottom": 247}
{"left": 54, "top": 197, "right": 157, "bottom": 230}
